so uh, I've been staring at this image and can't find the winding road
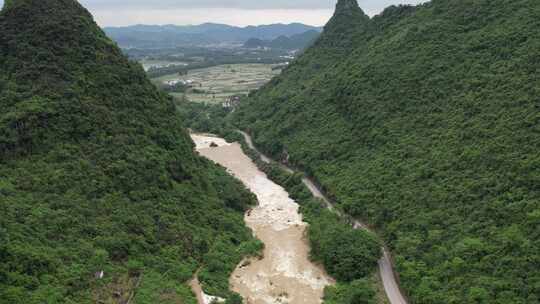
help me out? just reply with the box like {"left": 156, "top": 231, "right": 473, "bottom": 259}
{"left": 239, "top": 131, "right": 408, "bottom": 304}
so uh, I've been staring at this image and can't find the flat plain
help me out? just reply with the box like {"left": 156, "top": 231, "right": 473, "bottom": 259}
{"left": 153, "top": 63, "right": 282, "bottom": 103}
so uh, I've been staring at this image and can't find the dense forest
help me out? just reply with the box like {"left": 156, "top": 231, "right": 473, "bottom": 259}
{"left": 234, "top": 0, "right": 540, "bottom": 303}
{"left": 0, "top": 1, "right": 260, "bottom": 303}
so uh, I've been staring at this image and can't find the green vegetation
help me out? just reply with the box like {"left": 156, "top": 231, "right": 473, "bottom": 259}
{"left": 236, "top": 150, "right": 382, "bottom": 281}
{"left": 235, "top": 135, "right": 382, "bottom": 304}
{"left": 3, "top": 0, "right": 11, "bottom": 9}
{"left": 176, "top": 102, "right": 239, "bottom": 139}
{"left": 234, "top": 0, "right": 540, "bottom": 303}
{"left": 129, "top": 45, "right": 290, "bottom": 80}
{"left": 177, "top": 101, "right": 382, "bottom": 303}
{"left": 147, "top": 60, "right": 284, "bottom": 79}
{"left": 0, "top": 1, "right": 259, "bottom": 303}
{"left": 305, "top": 203, "right": 380, "bottom": 282}
{"left": 154, "top": 63, "right": 282, "bottom": 104}
{"left": 323, "top": 280, "right": 377, "bottom": 304}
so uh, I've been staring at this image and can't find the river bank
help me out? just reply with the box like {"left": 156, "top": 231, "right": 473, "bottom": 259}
{"left": 238, "top": 131, "right": 408, "bottom": 304}
{"left": 191, "top": 134, "right": 333, "bottom": 304}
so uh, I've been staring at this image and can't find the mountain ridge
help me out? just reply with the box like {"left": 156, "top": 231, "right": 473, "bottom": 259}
{"left": 235, "top": 0, "right": 540, "bottom": 303}
{"left": 243, "top": 30, "right": 320, "bottom": 50}
{"left": 104, "top": 22, "right": 323, "bottom": 48}
{"left": 0, "top": 0, "right": 258, "bottom": 302}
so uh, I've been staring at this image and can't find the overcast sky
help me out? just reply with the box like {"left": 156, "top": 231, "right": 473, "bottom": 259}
{"left": 1, "top": 0, "right": 426, "bottom": 27}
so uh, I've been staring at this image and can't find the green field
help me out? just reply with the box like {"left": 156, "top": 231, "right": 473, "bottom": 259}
{"left": 153, "top": 63, "right": 282, "bottom": 104}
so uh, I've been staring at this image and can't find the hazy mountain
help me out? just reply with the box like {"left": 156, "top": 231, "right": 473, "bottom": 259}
{"left": 104, "top": 22, "right": 323, "bottom": 48}
{"left": 243, "top": 30, "right": 320, "bottom": 50}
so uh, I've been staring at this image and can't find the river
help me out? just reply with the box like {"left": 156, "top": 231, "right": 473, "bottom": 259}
{"left": 238, "top": 131, "right": 408, "bottom": 304}
{"left": 191, "top": 134, "right": 334, "bottom": 304}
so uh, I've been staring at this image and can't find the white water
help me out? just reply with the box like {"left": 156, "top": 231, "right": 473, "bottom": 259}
{"left": 191, "top": 134, "right": 334, "bottom": 304}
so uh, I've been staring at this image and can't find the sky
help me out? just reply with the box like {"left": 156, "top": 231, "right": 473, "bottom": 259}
{"left": 1, "top": 0, "right": 426, "bottom": 27}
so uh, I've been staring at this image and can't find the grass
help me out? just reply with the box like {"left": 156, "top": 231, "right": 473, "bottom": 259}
{"left": 153, "top": 63, "right": 282, "bottom": 104}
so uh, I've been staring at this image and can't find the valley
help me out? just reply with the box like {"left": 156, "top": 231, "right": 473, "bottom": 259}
{"left": 192, "top": 134, "right": 333, "bottom": 304}
{"left": 2, "top": 0, "right": 538, "bottom": 303}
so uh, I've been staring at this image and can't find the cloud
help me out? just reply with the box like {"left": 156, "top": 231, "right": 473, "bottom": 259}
{"left": 82, "top": 0, "right": 336, "bottom": 10}
{"left": 94, "top": 8, "right": 335, "bottom": 27}
{"left": 1, "top": 0, "right": 427, "bottom": 26}
{"left": 2, "top": 0, "right": 426, "bottom": 11}
{"left": 85, "top": 0, "right": 426, "bottom": 11}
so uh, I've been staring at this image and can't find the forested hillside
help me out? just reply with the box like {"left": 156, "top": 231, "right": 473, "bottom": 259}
{"left": 235, "top": 0, "right": 540, "bottom": 303}
{"left": 0, "top": 1, "right": 258, "bottom": 303}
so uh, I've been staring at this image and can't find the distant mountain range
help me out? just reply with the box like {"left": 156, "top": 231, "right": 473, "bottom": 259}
{"left": 243, "top": 30, "right": 320, "bottom": 51}
{"left": 104, "top": 23, "right": 323, "bottom": 49}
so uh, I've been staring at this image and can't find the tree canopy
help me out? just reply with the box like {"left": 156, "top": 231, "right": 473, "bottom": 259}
{"left": 234, "top": 0, "right": 540, "bottom": 303}
{"left": 0, "top": 1, "right": 259, "bottom": 303}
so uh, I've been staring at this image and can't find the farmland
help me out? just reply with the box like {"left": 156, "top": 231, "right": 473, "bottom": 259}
{"left": 152, "top": 63, "right": 283, "bottom": 104}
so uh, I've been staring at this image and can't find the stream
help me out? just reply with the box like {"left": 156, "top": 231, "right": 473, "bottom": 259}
{"left": 191, "top": 134, "right": 334, "bottom": 304}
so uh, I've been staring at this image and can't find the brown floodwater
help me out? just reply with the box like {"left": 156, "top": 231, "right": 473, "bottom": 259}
{"left": 191, "top": 134, "right": 334, "bottom": 304}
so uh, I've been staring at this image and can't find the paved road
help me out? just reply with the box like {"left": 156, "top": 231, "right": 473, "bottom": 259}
{"left": 239, "top": 131, "right": 409, "bottom": 304}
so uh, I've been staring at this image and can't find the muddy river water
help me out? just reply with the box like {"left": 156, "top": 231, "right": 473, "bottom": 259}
{"left": 191, "top": 134, "right": 334, "bottom": 304}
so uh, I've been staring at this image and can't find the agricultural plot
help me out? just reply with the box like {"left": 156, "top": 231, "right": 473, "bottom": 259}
{"left": 153, "top": 63, "right": 282, "bottom": 104}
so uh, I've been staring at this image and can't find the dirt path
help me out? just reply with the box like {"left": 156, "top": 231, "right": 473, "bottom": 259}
{"left": 238, "top": 131, "right": 409, "bottom": 304}
{"left": 190, "top": 270, "right": 226, "bottom": 304}
{"left": 189, "top": 276, "right": 205, "bottom": 304}
{"left": 191, "top": 134, "right": 333, "bottom": 304}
